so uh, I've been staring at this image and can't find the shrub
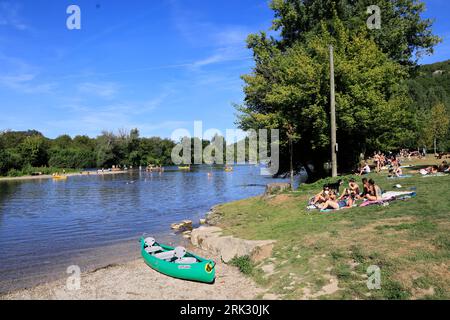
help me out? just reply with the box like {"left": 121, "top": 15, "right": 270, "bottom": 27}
{"left": 230, "top": 255, "right": 254, "bottom": 275}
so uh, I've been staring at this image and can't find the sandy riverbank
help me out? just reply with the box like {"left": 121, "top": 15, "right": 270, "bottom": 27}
{"left": 0, "top": 247, "right": 265, "bottom": 300}
{"left": 0, "top": 170, "right": 128, "bottom": 182}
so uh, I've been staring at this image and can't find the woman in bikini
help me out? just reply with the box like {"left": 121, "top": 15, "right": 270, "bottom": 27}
{"left": 365, "top": 179, "right": 382, "bottom": 201}
{"left": 373, "top": 152, "right": 380, "bottom": 173}
{"left": 311, "top": 185, "right": 330, "bottom": 205}
{"left": 319, "top": 194, "right": 354, "bottom": 211}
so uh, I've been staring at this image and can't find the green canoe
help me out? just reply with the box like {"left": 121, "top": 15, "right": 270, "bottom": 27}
{"left": 140, "top": 237, "right": 216, "bottom": 284}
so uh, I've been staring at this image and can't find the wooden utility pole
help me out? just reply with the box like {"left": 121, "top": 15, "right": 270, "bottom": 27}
{"left": 329, "top": 45, "right": 338, "bottom": 177}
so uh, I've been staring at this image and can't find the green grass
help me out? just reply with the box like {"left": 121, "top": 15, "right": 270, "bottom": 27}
{"left": 213, "top": 156, "right": 450, "bottom": 300}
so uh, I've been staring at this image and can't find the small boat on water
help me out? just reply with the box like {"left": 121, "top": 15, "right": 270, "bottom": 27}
{"left": 52, "top": 175, "right": 67, "bottom": 180}
{"left": 178, "top": 165, "right": 190, "bottom": 170}
{"left": 224, "top": 166, "right": 233, "bottom": 172}
{"left": 140, "top": 237, "right": 215, "bottom": 283}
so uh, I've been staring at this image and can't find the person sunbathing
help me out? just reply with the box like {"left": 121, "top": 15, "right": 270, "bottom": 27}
{"left": 365, "top": 179, "right": 382, "bottom": 201}
{"left": 327, "top": 190, "right": 337, "bottom": 201}
{"left": 388, "top": 165, "right": 403, "bottom": 177}
{"left": 419, "top": 165, "right": 439, "bottom": 175}
{"left": 311, "top": 185, "right": 330, "bottom": 205}
{"left": 341, "top": 179, "right": 360, "bottom": 198}
{"left": 359, "top": 178, "right": 370, "bottom": 199}
{"left": 319, "top": 194, "right": 354, "bottom": 211}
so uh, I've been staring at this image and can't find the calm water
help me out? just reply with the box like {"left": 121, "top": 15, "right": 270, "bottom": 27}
{"left": 0, "top": 165, "right": 291, "bottom": 293}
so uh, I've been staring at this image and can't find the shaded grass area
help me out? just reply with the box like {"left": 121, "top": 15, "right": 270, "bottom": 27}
{"left": 214, "top": 159, "right": 450, "bottom": 300}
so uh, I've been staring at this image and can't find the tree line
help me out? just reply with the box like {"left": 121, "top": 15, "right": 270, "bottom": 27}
{"left": 407, "top": 60, "right": 450, "bottom": 153}
{"left": 0, "top": 129, "right": 175, "bottom": 176}
{"left": 0, "top": 129, "right": 252, "bottom": 177}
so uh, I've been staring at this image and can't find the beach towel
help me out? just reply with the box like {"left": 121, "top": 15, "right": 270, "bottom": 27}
{"left": 359, "top": 191, "right": 416, "bottom": 207}
{"left": 381, "top": 191, "right": 416, "bottom": 199}
{"left": 421, "top": 173, "right": 447, "bottom": 178}
{"left": 387, "top": 175, "right": 412, "bottom": 179}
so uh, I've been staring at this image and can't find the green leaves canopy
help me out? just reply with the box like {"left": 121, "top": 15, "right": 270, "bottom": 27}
{"left": 237, "top": 3, "right": 435, "bottom": 173}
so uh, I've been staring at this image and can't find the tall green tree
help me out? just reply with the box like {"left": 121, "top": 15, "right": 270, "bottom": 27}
{"left": 238, "top": 14, "right": 415, "bottom": 176}
{"left": 237, "top": 0, "right": 440, "bottom": 177}
{"left": 19, "top": 135, "right": 49, "bottom": 167}
{"left": 270, "top": 0, "right": 441, "bottom": 66}
{"left": 422, "top": 103, "right": 450, "bottom": 154}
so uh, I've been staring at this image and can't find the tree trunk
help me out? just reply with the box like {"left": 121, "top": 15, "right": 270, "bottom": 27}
{"left": 434, "top": 138, "right": 437, "bottom": 155}
{"left": 289, "top": 136, "right": 294, "bottom": 190}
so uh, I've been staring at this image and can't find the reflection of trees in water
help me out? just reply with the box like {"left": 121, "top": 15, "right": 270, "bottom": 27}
{"left": 0, "top": 181, "right": 20, "bottom": 225}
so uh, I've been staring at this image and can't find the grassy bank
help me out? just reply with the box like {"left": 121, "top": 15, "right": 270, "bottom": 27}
{"left": 3, "top": 166, "right": 81, "bottom": 178}
{"left": 212, "top": 158, "right": 450, "bottom": 299}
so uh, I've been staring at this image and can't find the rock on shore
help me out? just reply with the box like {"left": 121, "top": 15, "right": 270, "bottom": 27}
{"left": 191, "top": 226, "right": 276, "bottom": 263}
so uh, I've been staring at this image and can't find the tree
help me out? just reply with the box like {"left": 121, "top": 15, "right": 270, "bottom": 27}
{"left": 19, "top": 135, "right": 49, "bottom": 167}
{"left": 270, "top": 0, "right": 441, "bottom": 66}
{"left": 237, "top": 0, "right": 441, "bottom": 177}
{"left": 238, "top": 15, "right": 413, "bottom": 176}
{"left": 96, "top": 131, "right": 116, "bottom": 168}
{"left": 53, "top": 134, "right": 73, "bottom": 149}
{"left": 423, "top": 103, "right": 450, "bottom": 154}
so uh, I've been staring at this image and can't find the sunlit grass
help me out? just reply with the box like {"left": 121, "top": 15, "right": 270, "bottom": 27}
{"left": 214, "top": 156, "right": 450, "bottom": 299}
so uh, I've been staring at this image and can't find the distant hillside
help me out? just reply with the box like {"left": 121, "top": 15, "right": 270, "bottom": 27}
{"left": 408, "top": 59, "right": 450, "bottom": 110}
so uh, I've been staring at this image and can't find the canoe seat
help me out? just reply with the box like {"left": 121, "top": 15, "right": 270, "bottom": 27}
{"left": 154, "top": 250, "right": 175, "bottom": 261}
{"left": 175, "top": 257, "right": 197, "bottom": 264}
{"left": 144, "top": 237, "right": 156, "bottom": 246}
{"left": 154, "top": 246, "right": 186, "bottom": 261}
{"left": 145, "top": 246, "right": 162, "bottom": 254}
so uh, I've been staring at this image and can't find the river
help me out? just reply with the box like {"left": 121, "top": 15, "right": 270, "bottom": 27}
{"left": 0, "top": 165, "right": 294, "bottom": 293}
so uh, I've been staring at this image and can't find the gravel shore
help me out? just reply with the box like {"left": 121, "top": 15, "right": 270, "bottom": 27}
{"left": 0, "top": 248, "right": 264, "bottom": 300}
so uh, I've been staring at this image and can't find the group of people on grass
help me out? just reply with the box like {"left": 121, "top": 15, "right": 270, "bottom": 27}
{"left": 359, "top": 151, "right": 450, "bottom": 177}
{"left": 310, "top": 178, "right": 382, "bottom": 211}
{"left": 357, "top": 152, "right": 404, "bottom": 177}
{"left": 419, "top": 161, "right": 450, "bottom": 175}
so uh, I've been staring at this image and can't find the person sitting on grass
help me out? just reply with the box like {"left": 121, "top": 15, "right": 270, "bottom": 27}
{"left": 319, "top": 193, "right": 354, "bottom": 211}
{"left": 341, "top": 178, "right": 360, "bottom": 198}
{"left": 359, "top": 178, "right": 370, "bottom": 199}
{"left": 438, "top": 161, "right": 449, "bottom": 173}
{"left": 365, "top": 179, "right": 382, "bottom": 201}
{"left": 358, "top": 162, "right": 371, "bottom": 176}
{"left": 328, "top": 190, "right": 337, "bottom": 201}
{"left": 311, "top": 185, "right": 330, "bottom": 206}
{"left": 388, "top": 164, "right": 403, "bottom": 177}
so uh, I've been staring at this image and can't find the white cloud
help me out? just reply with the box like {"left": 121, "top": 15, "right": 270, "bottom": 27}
{"left": 190, "top": 47, "right": 251, "bottom": 69}
{"left": 0, "top": 53, "right": 56, "bottom": 94}
{"left": 62, "top": 87, "right": 173, "bottom": 115}
{"left": 0, "top": 2, "right": 28, "bottom": 30}
{"left": 168, "top": 1, "right": 251, "bottom": 69}
{"left": 0, "top": 72, "right": 56, "bottom": 94}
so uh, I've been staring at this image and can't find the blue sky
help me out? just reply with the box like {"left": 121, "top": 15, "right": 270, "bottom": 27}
{"left": 0, "top": 0, "right": 448, "bottom": 139}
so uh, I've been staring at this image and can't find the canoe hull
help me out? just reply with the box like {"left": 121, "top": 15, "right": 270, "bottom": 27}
{"left": 140, "top": 238, "right": 215, "bottom": 284}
